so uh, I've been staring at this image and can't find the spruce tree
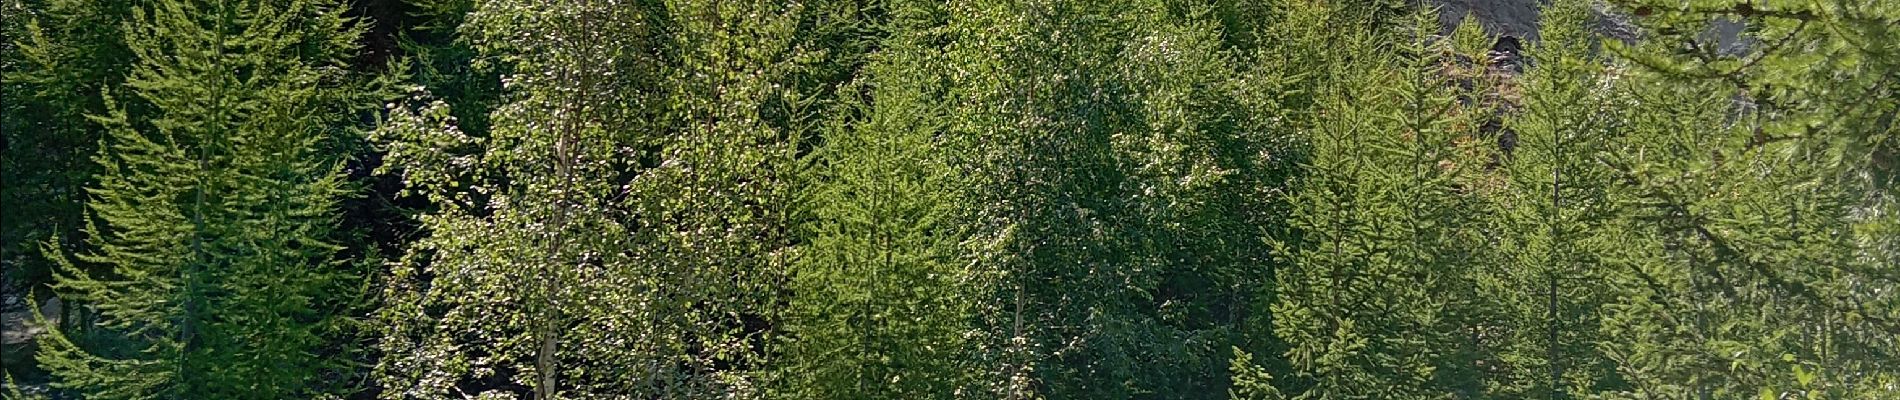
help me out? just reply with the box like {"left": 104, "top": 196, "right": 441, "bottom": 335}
{"left": 31, "top": 0, "right": 371, "bottom": 397}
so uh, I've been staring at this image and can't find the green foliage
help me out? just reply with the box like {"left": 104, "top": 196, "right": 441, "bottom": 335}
{"left": 1588, "top": 68, "right": 1900, "bottom": 399}
{"left": 1266, "top": 5, "right": 1513, "bottom": 399}
{"left": 6, "top": 0, "right": 1896, "bottom": 398}
{"left": 1488, "top": 0, "right": 1624, "bottom": 396}
{"left": 1606, "top": 0, "right": 1898, "bottom": 188}
{"left": 2, "top": 0, "right": 136, "bottom": 294}
{"left": 1228, "top": 348, "right": 1285, "bottom": 400}
{"left": 627, "top": 0, "right": 823, "bottom": 394}
{"left": 395, "top": 0, "right": 503, "bottom": 140}
{"left": 373, "top": 0, "right": 850, "bottom": 398}
{"left": 776, "top": 25, "right": 980, "bottom": 397}
{"left": 30, "top": 0, "right": 372, "bottom": 397}
{"left": 902, "top": 1, "right": 1300, "bottom": 397}
{"left": 1583, "top": 0, "right": 1900, "bottom": 397}
{"left": 372, "top": 0, "right": 663, "bottom": 397}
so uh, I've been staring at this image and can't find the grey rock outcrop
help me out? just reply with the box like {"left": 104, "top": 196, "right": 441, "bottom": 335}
{"left": 1432, "top": 0, "right": 1641, "bottom": 43}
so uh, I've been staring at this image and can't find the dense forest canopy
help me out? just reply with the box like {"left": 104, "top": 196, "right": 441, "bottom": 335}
{"left": 1, "top": 0, "right": 1895, "bottom": 398}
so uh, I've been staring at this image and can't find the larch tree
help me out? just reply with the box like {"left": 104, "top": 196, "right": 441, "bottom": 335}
{"left": 1226, "top": 0, "right": 1342, "bottom": 397}
{"left": 1590, "top": 62, "right": 1900, "bottom": 399}
{"left": 1266, "top": 4, "right": 1512, "bottom": 399}
{"left": 1582, "top": 0, "right": 1900, "bottom": 397}
{"left": 776, "top": 3, "right": 981, "bottom": 394}
{"left": 3, "top": 0, "right": 137, "bottom": 305}
{"left": 30, "top": 0, "right": 375, "bottom": 397}
{"left": 1491, "top": 0, "right": 1624, "bottom": 396}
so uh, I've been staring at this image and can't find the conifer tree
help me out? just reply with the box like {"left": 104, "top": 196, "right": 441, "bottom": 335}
{"left": 30, "top": 0, "right": 372, "bottom": 397}
{"left": 1582, "top": 0, "right": 1900, "bottom": 397}
{"left": 3, "top": 0, "right": 137, "bottom": 299}
{"left": 1266, "top": 4, "right": 1509, "bottom": 398}
{"left": 1224, "top": 1, "right": 1339, "bottom": 397}
{"left": 1606, "top": 0, "right": 1897, "bottom": 187}
{"left": 1227, "top": 347, "right": 1287, "bottom": 400}
{"left": 13, "top": 0, "right": 1897, "bottom": 397}
{"left": 4, "top": 373, "right": 49, "bottom": 400}
{"left": 393, "top": 0, "right": 501, "bottom": 140}
{"left": 1589, "top": 66, "right": 1900, "bottom": 399}
{"left": 1491, "top": 0, "right": 1623, "bottom": 396}
{"left": 777, "top": 12, "right": 980, "bottom": 395}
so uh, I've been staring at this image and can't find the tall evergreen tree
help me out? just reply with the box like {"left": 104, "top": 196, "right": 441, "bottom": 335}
{"left": 393, "top": 0, "right": 501, "bottom": 141}
{"left": 1265, "top": 4, "right": 1513, "bottom": 398}
{"left": 777, "top": 12, "right": 981, "bottom": 395}
{"left": 1606, "top": 0, "right": 1898, "bottom": 188}
{"left": 1491, "top": 0, "right": 1624, "bottom": 396}
{"left": 1589, "top": 64, "right": 1900, "bottom": 399}
{"left": 30, "top": 0, "right": 373, "bottom": 397}
{"left": 1584, "top": 0, "right": 1900, "bottom": 397}
{"left": 3, "top": 0, "right": 137, "bottom": 302}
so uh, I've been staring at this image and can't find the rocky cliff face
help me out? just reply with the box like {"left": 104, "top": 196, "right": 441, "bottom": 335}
{"left": 1434, "top": 0, "right": 1541, "bottom": 37}
{"left": 1434, "top": 0, "right": 1641, "bottom": 42}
